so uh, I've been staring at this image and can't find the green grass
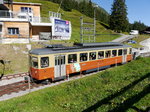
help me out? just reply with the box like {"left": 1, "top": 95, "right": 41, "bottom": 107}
{"left": 14, "top": 0, "right": 120, "bottom": 42}
{"left": 0, "top": 57, "right": 149, "bottom": 112}
{"left": 125, "top": 35, "right": 150, "bottom": 48}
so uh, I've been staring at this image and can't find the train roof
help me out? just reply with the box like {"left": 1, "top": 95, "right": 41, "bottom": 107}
{"left": 29, "top": 42, "right": 131, "bottom": 55}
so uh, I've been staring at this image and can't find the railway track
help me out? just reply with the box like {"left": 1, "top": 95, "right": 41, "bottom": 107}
{"left": 0, "top": 80, "right": 44, "bottom": 97}
{"left": 0, "top": 66, "right": 113, "bottom": 100}
{"left": 0, "top": 72, "right": 95, "bottom": 98}
{"left": 1, "top": 72, "right": 29, "bottom": 80}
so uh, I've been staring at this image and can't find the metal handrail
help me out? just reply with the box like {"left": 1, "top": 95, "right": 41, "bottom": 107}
{"left": 32, "top": 17, "right": 51, "bottom": 23}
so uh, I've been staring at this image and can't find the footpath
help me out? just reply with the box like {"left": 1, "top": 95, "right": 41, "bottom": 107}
{"left": 111, "top": 34, "right": 135, "bottom": 43}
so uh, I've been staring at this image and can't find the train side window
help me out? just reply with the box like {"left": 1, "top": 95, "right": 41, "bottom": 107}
{"left": 55, "top": 57, "right": 58, "bottom": 66}
{"left": 80, "top": 53, "right": 88, "bottom": 62}
{"left": 123, "top": 49, "right": 127, "bottom": 55}
{"left": 61, "top": 56, "right": 65, "bottom": 64}
{"left": 112, "top": 50, "right": 117, "bottom": 57}
{"left": 129, "top": 48, "right": 132, "bottom": 54}
{"left": 105, "top": 51, "right": 111, "bottom": 58}
{"left": 68, "top": 54, "right": 77, "bottom": 63}
{"left": 89, "top": 52, "right": 96, "bottom": 60}
{"left": 118, "top": 49, "right": 123, "bottom": 56}
{"left": 31, "top": 57, "right": 38, "bottom": 68}
{"left": 41, "top": 57, "right": 49, "bottom": 68}
{"left": 98, "top": 51, "right": 104, "bottom": 59}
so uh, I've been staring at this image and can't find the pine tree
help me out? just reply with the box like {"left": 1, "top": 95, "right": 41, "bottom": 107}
{"left": 79, "top": 0, "right": 87, "bottom": 14}
{"left": 61, "top": 0, "right": 72, "bottom": 11}
{"left": 131, "top": 21, "right": 147, "bottom": 31}
{"left": 110, "top": 0, "right": 129, "bottom": 32}
{"left": 87, "top": 0, "right": 94, "bottom": 18}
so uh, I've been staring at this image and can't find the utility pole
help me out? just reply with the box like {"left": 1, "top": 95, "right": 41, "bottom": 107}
{"left": 80, "top": 17, "right": 96, "bottom": 43}
{"left": 93, "top": 7, "right": 96, "bottom": 42}
{"left": 80, "top": 6, "right": 97, "bottom": 43}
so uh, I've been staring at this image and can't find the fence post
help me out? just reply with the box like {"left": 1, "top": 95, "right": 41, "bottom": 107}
{"left": 28, "top": 76, "right": 31, "bottom": 93}
{"left": 97, "top": 62, "right": 99, "bottom": 72}
{"left": 67, "top": 70, "right": 69, "bottom": 80}
{"left": 115, "top": 59, "right": 117, "bottom": 67}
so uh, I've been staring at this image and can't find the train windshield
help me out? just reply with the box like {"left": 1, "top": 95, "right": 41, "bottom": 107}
{"left": 30, "top": 56, "right": 38, "bottom": 68}
{"left": 41, "top": 57, "right": 49, "bottom": 68}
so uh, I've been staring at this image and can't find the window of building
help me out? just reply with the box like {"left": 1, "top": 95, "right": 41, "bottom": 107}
{"left": 41, "top": 57, "right": 49, "bottom": 68}
{"left": 98, "top": 51, "right": 104, "bottom": 59}
{"left": 112, "top": 50, "right": 117, "bottom": 57}
{"left": 29, "top": 7, "right": 32, "bottom": 13}
{"left": 118, "top": 49, "right": 123, "bottom": 56}
{"left": 80, "top": 53, "right": 88, "bottom": 62}
{"left": 89, "top": 52, "right": 96, "bottom": 60}
{"left": 68, "top": 54, "right": 77, "bottom": 63}
{"left": 21, "top": 7, "right": 32, "bottom": 13}
{"left": 31, "top": 57, "right": 38, "bottom": 68}
{"left": 29, "top": 16, "right": 32, "bottom": 22}
{"left": 105, "top": 51, "right": 111, "bottom": 58}
{"left": 8, "top": 28, "right": 19, "bottom": 35}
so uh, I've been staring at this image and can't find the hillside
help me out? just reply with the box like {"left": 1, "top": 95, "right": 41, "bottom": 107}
{"left": 14, "top": 0, "right": 120, "bottom": 42}
{"left": 0, "top": 57, "right": 149, "bottom": 111}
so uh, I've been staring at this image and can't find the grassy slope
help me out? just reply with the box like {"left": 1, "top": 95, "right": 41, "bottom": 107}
{"left": 15, "top": 0, "right": 120, "bottom": 42}
{"left": 0, "top": 57, "right": 149, "bottom": 112}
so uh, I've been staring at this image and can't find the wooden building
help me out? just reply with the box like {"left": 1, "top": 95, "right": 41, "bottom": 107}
{"left": 0, "top": 0, "right": 52, "bottom": 39}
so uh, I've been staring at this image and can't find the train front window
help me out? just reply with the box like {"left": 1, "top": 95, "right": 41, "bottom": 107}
{"left": 31, "top": 57, "right": 38, "bottom": 68}
{"left": 89, "top": 52, "right": 96, "bottom": 60}
{"left": 80, "top": 53, "right": 88, "bottom": 62}
{"left": 68, "top": 54, "right": 77, "bottom": 64}
{"left": 41, "top": 57, "right": 49, "bottom": 68}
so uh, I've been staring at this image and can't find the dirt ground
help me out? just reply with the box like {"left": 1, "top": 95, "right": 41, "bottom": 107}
{"left": 0, "top": 43, "right": 42, "bottom": 75}
{"left": 0, "top": 41, "right": 72, "bottom": 75}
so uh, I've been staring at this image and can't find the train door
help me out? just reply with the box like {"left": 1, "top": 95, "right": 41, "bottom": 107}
{"left": 122, "top": 49, "right": 127, "bottom": 64}
{"left": 54, "top": 55, "right": 66, "bottom": 78}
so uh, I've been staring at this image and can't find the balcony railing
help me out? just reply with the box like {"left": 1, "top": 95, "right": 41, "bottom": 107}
{"left": 0, "top": 0, "right": 13, "bottom": 4}
{"left": 4, "top": 0, "right": 13, "bottom": 4}
{"left": 0, "top": 0, "right": 4, "bottom": 4}
{"left": 0, "top": 10, "right": 51, "bottom": 23}
{"left": 0, "top": 10, "right": 28, "bottom": 19}
{"left": 32, "top": 17, "right": 51, "bottom": 23}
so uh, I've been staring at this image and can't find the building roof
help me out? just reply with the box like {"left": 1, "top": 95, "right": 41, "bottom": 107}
{"left": 30, "top": 42, "right": 131, "bottom": 55}
{"left": 12, "top": 2, "right": 42, "bottom": 6}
